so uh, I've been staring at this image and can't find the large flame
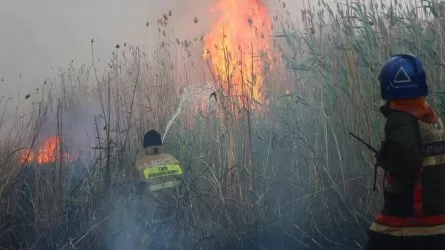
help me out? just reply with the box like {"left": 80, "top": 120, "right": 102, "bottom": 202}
{"left": 203, "top": 0, "right": 273, "bottom": 107}
{"left": 19, "top": 136, "right": 75, "bottom": 165}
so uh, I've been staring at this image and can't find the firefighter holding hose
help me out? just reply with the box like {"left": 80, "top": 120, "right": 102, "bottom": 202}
{"left": 134, "top": 129, "right": 183, "bottom": 234}
{"left": 364, "top": 54, "right": 445, "bottom": 249}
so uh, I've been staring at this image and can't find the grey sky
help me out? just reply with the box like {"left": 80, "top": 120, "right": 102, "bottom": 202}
{"left": 0, "top": 0, "right": 216, "bottom": 95}
{"left": 0, "top": 0, "right": 322, "bottom": 100}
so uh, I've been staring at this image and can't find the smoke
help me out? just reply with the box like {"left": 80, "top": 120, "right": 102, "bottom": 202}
{"left": 162, "top": 82, "right": 217, "bottom": 142}
{"left": 0, "top": 0, "right": 319, "bottom": 249}
{"left": 0, "top": 0, "right": 215, "bottom": 114}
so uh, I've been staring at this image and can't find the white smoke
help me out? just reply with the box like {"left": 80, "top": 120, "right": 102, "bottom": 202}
{"left": 162, "top": 82, "right": 217, "bottom": 142}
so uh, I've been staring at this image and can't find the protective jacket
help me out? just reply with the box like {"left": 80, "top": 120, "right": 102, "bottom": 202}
{"left": 134, "top": 147, "right": 184, "bottom": 248}
{"left": 135, "top": 148, "right": 183, "bottom": 207}
{"left": 370, "top": 104, "right": 445, "bottom": 236}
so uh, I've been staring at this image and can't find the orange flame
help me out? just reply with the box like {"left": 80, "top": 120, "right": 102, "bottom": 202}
{"left": 203, "top": 0, "right": 273, "bottom": 107}
{"left": 19, "top": 136, "right": 75, "bottom": 165}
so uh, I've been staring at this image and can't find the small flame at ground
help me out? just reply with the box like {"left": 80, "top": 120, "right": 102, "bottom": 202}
{"left": 203, "top": 0, "right": 273, "bottom": 108}
{"left": 19, "top": 136, "right": 75, "bottom": 165}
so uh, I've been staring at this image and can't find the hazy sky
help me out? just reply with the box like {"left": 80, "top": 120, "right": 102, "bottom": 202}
{"left": 0, "top": 0, "right": 215, "bottom": 95}
{"left": 0, "top": 0, "right": 399, "bottom": 98}
{"left": 0, "top": 0, "right": 316, "bottom": 97}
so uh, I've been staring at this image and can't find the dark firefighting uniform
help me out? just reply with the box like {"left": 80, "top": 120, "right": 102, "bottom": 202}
{"left": 365, "top": 104, "right": 445, "bottom": 250}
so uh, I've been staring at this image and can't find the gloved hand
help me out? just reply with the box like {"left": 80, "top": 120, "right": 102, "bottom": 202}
{"left": 375, "top": 140, "right": 419, "bottom": 186}
{"left": 374, "top": 140, "right": 389, "bottom": 170}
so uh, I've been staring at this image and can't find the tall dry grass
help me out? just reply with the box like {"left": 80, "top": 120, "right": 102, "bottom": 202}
{"left": 1, "top": 0, "right": 445, "bottom": 249}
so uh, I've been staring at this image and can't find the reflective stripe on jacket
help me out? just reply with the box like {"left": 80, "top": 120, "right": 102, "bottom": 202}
{"left": 135, "top": 152, "right": 183, "bottom": 193}
{"left": 371, "top": 107, "right": 445, "bottom": 236}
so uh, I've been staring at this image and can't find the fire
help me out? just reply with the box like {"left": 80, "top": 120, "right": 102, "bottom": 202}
{"left": 203, "top": 0, "right": 273, "bottom": 107}
{"left": 19, "top": 136, "right": 75, "bottom": 165}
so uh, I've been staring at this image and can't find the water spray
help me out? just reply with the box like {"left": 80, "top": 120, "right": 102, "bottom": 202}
{"left": 162, "top": 83, "right": 216, "bottom": 142}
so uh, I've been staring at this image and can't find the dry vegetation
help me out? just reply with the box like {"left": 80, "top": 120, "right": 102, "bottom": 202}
{"left": 1, "top": 0, "right": 445, "bottom": 249}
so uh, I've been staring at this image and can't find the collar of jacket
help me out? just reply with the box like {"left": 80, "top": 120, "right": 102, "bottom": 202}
{"left": 379, "top": 101, "right": 413, "bottom": 118}
{"left": 380, "top": 102, "right": 393, "bottom": 118}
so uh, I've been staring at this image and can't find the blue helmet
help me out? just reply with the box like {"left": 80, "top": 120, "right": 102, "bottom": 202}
{"left": 378, "top": 54, "right": 427, "bottom": 100}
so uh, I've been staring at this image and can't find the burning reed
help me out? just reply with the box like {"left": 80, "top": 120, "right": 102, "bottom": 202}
{"left": 2, "top": 0, "right": 441, "bottom": 249}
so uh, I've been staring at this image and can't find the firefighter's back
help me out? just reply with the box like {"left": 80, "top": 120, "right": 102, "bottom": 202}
{"left": 135, "top": 151, "right": 183, "bottom": 207}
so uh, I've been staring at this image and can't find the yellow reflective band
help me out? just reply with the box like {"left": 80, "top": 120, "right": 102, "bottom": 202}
{"left": 143, "top": 164, "right": 183, "bottom": 180}
{"left": 149, "top": 180, "right": 182, "bottom": 192}
{"left": 422, "top": 154, "right": 445, "bottom": 167}
{"left": 370, "top": 222, "right": 445, "bottom": 236}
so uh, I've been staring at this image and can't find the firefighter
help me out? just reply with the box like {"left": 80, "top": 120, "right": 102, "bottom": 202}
{"left": 134, "top": 129, "right": 183, "bottom": 223}
{"left": 364, "top": 54, "right": 445, "bottom": 249}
